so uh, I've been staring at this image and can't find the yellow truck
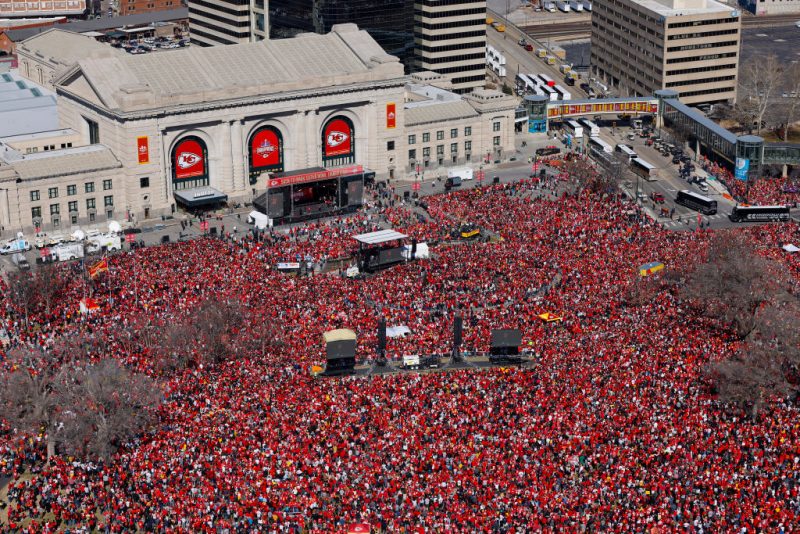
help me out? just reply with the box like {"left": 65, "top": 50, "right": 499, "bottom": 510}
{"left": 545, "top": 56, "right": 556, "bottom": 65}
{"left": 536, "top": 48, "right": 547, "bottom": 58}
{"left": 486, "top": 17, "right": 494, "bottom": 25}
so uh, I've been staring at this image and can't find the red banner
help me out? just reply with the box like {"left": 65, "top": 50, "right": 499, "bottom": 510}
{"left": 174, "top": 138, "right": 206, "bottom": 180}
{"left": 137, "top": 136, "right": 149, "bottom": 164}
{"left": 268, "top": 165, "right": 363, "bottom": 188}
{"left": 125, "top": 233, "right": 135, "bottom": 243}
{"left": 324, "top": 118, "right": 353, "bottom": 157}
{"left": 250, "top": 127, "right": 282, "bottom": 169}
{"left": 386, "top": 103, "right": 396, "bottom": 129}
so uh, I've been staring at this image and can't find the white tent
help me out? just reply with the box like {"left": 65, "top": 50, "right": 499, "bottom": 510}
{"left": 386, "top": 325, "right": 411, "bottom": 338}
{"left": 402, "top": 242, "right": 430, "bottom": 260}
{"left": 247, "top": 210, "right": 272, "bottom": 230}
{"left": 782, "top": 244, "right": 800, "bottom": 253}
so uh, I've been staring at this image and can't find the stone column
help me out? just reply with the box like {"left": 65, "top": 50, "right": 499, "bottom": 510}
{"left": 215, "top": 123, "right": 234, "bottom": 193}
{"left": 230, "top": 119, "right": 245, "bottom": 193}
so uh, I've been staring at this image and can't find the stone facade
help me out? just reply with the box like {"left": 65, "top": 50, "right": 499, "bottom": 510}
{"left": 0, "top": 26, "right": 517, "bottom": 235}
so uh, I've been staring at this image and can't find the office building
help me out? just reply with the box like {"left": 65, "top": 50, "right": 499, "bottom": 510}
{"left": 591, "top": 0, "right": 741, "bottom": 106}
{"left": 0, "top": 0, "right": 85, "bottom": 16}
{"left": 269, "top": 0, "right": 415, "bottom": 71}
{"left": 118, "top": 0, "right": 180, "bottom": 16}
{"left": 188, "top": 0, "right": 266, "bottom": 46}
{"left": 413, "top": 0, "right": 487, "bottom": 93}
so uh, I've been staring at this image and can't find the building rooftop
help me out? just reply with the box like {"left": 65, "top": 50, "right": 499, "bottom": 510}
{"left": 635, "top": 0, "right": 736, "bottom": 17}
{"left": 16, "top": 29, "right": 121, "bottom": 71}
{"left": 9, "top": 145, "right": 122, "bottom": 180}
{"left": 404, "top": 88, "right": 479, "bottom": 126}
{"left": 0, "top": 72, "right": 58, "bottom": 137}
{"left": 56, "top": 23, "right": 405, "bottom": 114}
{"left": 4, "top": 8, "right": 188, "bottom": 42}
{"left": 0, "top": 128, "right": 76, "bottom": 143}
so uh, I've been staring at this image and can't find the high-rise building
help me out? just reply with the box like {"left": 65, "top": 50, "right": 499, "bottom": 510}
{"left": 413, "top": 0, "right": 486, "bottom": 94}
{"left": 189, "top": 0, "right": 267, "bottom": 46}
{"left": 591, "top": 0, "right": 741, "bottom": 106}
{"left": 269, "top": 0, "right": 415, "bottom": 71}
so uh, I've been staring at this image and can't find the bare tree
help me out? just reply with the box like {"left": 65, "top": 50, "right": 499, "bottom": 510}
{"left": 192, "top": 298, "right": 245, "bottom": 365}
{"left": 35, "top": 262, "right": 71, "bottom": 317}
{"left": 684, "top": 233, "right": 800, "bottom": 417}
{"left": 680, "top": 233, "right": 785, "bottom": 339}
{"left": 778, "top": 62, "right": 800, "bottom": 141}
{"left": 734, "top": 54, "right": 783, "bottom": 135}
{"left": 5, "top": 271, "right": 38, "bottom": 326}
{"left": 0, "top": 344, "right": 66, "bottom": 457}
{"left": 57, "top": 359, "right": 161, "bottom": 460}
{"left": 0, "top": 343, "right": 162, "bottom": 459}
{"left": 705, "top": 349, "right": 792, "bottom": 419}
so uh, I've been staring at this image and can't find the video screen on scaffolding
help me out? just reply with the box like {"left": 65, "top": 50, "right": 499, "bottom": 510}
{"left": 292, "top": 178, "right": 338, "bottom": 206}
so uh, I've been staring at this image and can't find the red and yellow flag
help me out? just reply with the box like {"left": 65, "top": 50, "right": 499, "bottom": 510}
{"left": 88, "top": 258, "right": 108, "bottom": 279}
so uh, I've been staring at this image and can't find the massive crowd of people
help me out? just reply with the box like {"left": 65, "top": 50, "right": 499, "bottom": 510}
{"left": 699, "top": 156, "right": 800, "bottom": 206}
{"left": 2, "top": 172, "right": 800, "bottom": 532}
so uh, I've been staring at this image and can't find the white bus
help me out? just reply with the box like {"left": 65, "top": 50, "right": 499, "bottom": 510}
{"left": 540, "top": 84, "right": 559, "bottom": 101}
{"left": 615, "top": 143, "right": 638, "bottom": 162}
{"left": 563, "top": 120, "right": 584, "bottom": 139}
{"left": 572, "top": 0, "right": 584, "bottom": 12}
{"left": 557, "top": 0, "right": 571, "bottom": 11}
{"left": 588, "top": 136, "right": 613, "bottom": 154}
{"left": 578, "top": 118, "right": 600, "bottom": 137}
{"left": 537, "top": 73, "right": 555, "bottom": 87}
{"left": 553, "top": 84, "right": 572, "bottom": 101}
{"left": 514, "top": 73, "right": 531, "bottom": 94}
{"left": 631, "top": 157, "right": 656, "bottom": 181}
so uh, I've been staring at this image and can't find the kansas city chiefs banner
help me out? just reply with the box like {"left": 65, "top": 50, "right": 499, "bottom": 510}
{"left": 250, "top": 127, "right": 282, "bottom": 169}
{"left": 323, "top": 118, "right": 353, "bottom": 158}
{"left": 173, "top": 138, "right": 206, "bottom": 180}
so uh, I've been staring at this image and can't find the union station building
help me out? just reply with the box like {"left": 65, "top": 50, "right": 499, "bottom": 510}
{"left": 0, "top": 25, "right": 516, "bottom": 233}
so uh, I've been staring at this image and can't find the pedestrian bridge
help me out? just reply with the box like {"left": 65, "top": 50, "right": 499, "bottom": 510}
{"left": 522, "top": 90, "right": 800, "bottom": 179}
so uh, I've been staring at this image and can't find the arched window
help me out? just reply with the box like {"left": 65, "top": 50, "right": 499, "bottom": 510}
{"left": 171, "top": 136, "right": 209, "bottom": 190}
{"left": 248, "top": 125, "right": 284, "bottom": 185}
{"left": 321, "top": 115, "right": 355, "bottom": 167}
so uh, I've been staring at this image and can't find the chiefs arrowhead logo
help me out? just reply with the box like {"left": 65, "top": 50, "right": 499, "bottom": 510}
{"left": 326, "top": 130, "right": 349, "bottom": 148}
{"left": 388, "top": 111, "right": 395, "bottom": 120}
{"left": 139, "top": 145, "right": 148, "bottom": 154}
{"left": 177, "top": 152, "right": 202, "bottom": 169}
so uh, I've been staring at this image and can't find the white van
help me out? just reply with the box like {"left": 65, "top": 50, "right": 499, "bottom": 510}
{"left": 448, "top": 167, "right": 474, "bottom": 181}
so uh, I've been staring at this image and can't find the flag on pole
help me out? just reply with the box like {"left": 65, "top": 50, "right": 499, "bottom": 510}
{"left": 88, "top": 258, "right": 108, "bottom": 279}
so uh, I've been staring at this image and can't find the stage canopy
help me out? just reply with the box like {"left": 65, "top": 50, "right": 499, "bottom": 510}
{"left": 782, "top": 244, "right": 800, "bottom": 253}
{"left": 322, "top": 329, "right": 356, "bottom": 344}
{"left": 352, "top": 229, "right": 408, "bottom": 245}
{"left": 174, "top": 187, "right": 228, "bottom": 208}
